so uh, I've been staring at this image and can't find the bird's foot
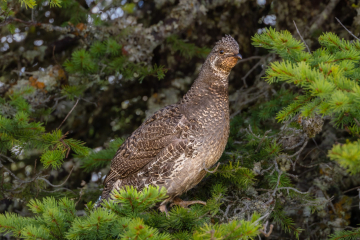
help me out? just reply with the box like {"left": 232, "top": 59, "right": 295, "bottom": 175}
{"left": 159, "top": 204, "right": 169, "bottom": 216}
{"left": 170, "top": 197, "right": 206, "bottom": 208}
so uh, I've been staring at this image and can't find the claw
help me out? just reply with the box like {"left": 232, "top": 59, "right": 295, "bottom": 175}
{"left": 159, "top": 204, "right": 169, "bottom": 216}
{"left": 170, "top": 197, "right": 206, "bottom": 208}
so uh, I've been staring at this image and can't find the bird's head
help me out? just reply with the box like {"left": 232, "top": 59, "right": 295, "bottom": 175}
{"left": 208, "top": 35, "right": 242, "bottom": 75}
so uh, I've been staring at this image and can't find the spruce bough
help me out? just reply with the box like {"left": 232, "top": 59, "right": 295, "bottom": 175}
{"left": 252, "top": 27, "right": 360, "bottom": 174}
{"left": 0, "top": 186, "right": 262, "bottom": 239}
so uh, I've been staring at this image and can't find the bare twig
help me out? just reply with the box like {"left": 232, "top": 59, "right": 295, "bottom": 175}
{"left": 322, "top": 190, "right": 337, "bottom": 214}
{"left": 0, "top": 162, "right": 22, "bottom": 181}
{"left": 343, "top": 186, "right": 360, "bottom": 194}
{"left": 353, "top": 118, "right": 360, "bottom": 127}
{"left": 203, "top": 162, "right": 220, "bottom": 173}
{"left": 290, "top": 138, "right": 308, "bottom": 170}
{"left": 309, "top": 0, "right": 341, "bottom": 35}
{"left": 255, "top": 130, "right": 271, "bottom": 152}
{"left": 0, "top": 17, "right": 38, "bottom": 27}
{"left": 52, "top": 45, "right": 59, "bottom": 65}
{"left": 237, "top": 56, "right": 264, "bottom": 63}
{"left": 241, "top": 60, "right": 262, "bottom": 88}
{"left": 272, "top": 170, "right": 282, "bottom": 197}
{"left": 78, "top": 97, "right": 98, "bottom": 107}
{"left": 256, "top": 188, "right": 273, "bottom": 192}
{"left": 38, "top": 166, "right": 74, "bottom": 188}
{"left": 57, "top": 98, "right": 80, "bottom": 129}
{"left": 0, "top": 153, "right": 15, "bottom": 163}
{"left": 34, "top": 158, "right": 37, "bottom": 174}
{"left": 253, "top": 212, "right": 270, "bottom": 225}
{"left": 260, "top": 165, "right": 274, "bottom": 175}
{"left": 230, "top": 90, "right": 268, "bottom": 119}
{"left": 335, "top": 17, "right": 360, "bottom": 41}
{"left": 283, "top": 136, "right": 305, "bottom": 150}
{"left": 42, "top": 187, "right": 76, "bottom": 194}
{"left": 270, "top": 159, "right": 302, "bottom": 195}
{"left": 277, "top": 187, "right": 309, "bottom": 195}
{"left": 75, "top": 188, "right": 85, "bottom": 206}
{"left": 11, "top": 70, "right": 34, "bottom": 75}
{"left": 52, "top": 96, "right": 66, "bottom": 110}
{"left": 271, "top": 158, "right": 283, "bottom": 196}
{"left": 293, "top": 21, "right": 310, "bottom": 53}
{"left": 245, "top": 124, "right": 261, "bottom": 139}
{"left": 260, "top": 221, "right": 274, "bottom": 238}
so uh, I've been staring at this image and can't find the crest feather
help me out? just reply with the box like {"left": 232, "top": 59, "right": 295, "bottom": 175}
{"left": 215, "top": 35, "right": 239, "bottom": 50}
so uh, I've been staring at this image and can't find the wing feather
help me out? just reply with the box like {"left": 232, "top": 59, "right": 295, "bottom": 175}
{"left": 103, "top": 105, "right": 198, "bottom": 189}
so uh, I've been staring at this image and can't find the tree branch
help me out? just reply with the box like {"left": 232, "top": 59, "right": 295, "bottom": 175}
{"left": 335, "top": 17, "right": 360, "bottom": 41}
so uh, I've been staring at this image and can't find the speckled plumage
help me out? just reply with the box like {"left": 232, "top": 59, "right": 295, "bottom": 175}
{"left": 100, "top": 35, "right": 241, "bottom": 207}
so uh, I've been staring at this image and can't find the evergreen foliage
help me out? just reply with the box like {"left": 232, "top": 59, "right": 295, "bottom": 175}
{"left": 80, "top": 138, "right": 124, "bottom": 172}
{"left": 63, "top": 38, "right": 168, "bottom": 83}
{"left": 328, "top": 229, "right": 360, "bottom": 240}
{"left": 0, "top": 186, "right": 262, "bottom": 239}
{"left": 252, "top": 28, "right": 360, "bottom": 174}
{"left": 6, "top": 0, "right": 62, "bottom": 9}
{"left": 2, "top": 0, "right": 359, "bottom": 237}
{"left": 0, "top": 87, "right": 89, "bottom": 170}
{"left": 166, "top": 35, "right": 211, "bottom": 60}
{"left": 252, "top": 27, "right": 360, "bottom": 239}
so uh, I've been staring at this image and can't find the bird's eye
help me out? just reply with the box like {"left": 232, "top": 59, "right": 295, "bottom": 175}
{"left": 219, "top": 50, "right": 224, "bottom": 54}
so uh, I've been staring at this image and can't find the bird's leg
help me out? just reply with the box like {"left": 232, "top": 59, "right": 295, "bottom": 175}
{"left": 170, "top": 197, "right": 206, "bottom": 208}
{"left": 159, "top": 204, "right": 169, "bottom": 216}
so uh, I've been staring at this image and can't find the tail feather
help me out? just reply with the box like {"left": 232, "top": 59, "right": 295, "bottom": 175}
{"left": 95, "top": 179, "right": 115, "bottom": 208}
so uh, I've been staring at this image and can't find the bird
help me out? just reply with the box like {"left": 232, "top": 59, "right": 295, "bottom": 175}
{"left": 100, "top": 35, "right": 242, "bottom": 212}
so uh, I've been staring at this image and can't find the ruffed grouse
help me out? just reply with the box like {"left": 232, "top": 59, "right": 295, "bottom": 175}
{"left": 100, "top": 35, "right": 241, "bottom": 211}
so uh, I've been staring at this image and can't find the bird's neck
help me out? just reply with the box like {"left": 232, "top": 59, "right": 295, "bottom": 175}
{"left": 179, "top": 68, "right": 230, "bottom": 124}
{"left": 181, "top": 64, "right": 230, "bottom": 103}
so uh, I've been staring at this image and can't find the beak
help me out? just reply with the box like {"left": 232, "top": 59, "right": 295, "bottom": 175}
{"left": 234, "top": 53, "right": 242, "bottom": 60}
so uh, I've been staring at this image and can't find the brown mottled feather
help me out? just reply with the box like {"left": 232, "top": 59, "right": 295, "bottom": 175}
{"left": 100, "top": 35, "right": 241, "bottom": 206}
{"left": 101, "top": 105, "right": 200, "bottom": 201}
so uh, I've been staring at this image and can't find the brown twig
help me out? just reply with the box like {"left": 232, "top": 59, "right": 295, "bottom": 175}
{"left": 293, "top": 20, "right": 310, "bottom": 53}
{"left": 309, "top": 0, "right": 341, "bottom": 35}
{"left": 290, "top": 138, "right": 308, "bottom": 170}
{"left": 255, "top": 130, "right": 271, "bottom": 152}
{"left": 237, "top": 56, "right": 264, "bottom": 63}
{"left": 241, "top": 60, "right": 262, "bottom": 88}
{"left": 335, "top": 17, "right": 360, "bottom": 41}
{"left": 277, "top": 187, "right": 309, "bottom": 195}
{"left": 260, "top": 221, "right": 274, "bottom": 238}
{"left": 0, "top": 153, "right": 15, "bottom": 163}
{"left": 75, "top": 188, "right": 85, "bottom": 206}
{"left": 230, "top": 90, "right": 268, "bottom": 119}
{"left": 343, "top": 186, "right": 360, "bottom": 194}
{"left": 57, "top": 98, "right": 80, "bottom": 129}
{"left": 0, "top": 17, "right": 39, "bottom": 27}
{"left": 52, "top": 96, "right": 66, "bottom": 110}
{"left": 52, "top": 46, "right": 59, "bottom": 65}
{"left": 38, "top": 166, "right": 74, "bottom": 188}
